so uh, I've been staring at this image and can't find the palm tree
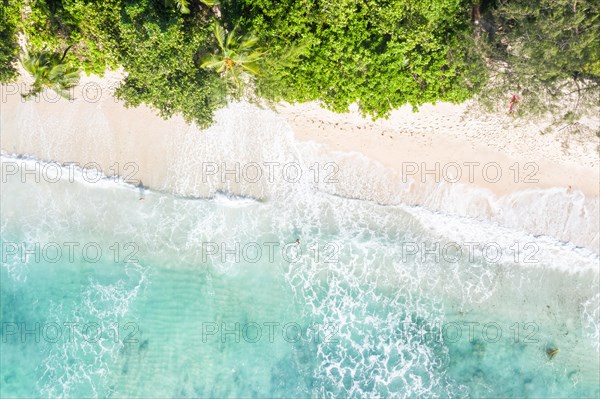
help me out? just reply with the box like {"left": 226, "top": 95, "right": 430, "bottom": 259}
{"left": 21, "top": 47, "right": 80, "bottom": 100}
{"left": 200, "top": 24, "right": 264, "bottom": 85}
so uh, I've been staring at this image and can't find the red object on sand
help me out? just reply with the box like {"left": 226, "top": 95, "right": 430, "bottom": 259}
{"left": 509, "top": 95, "right": 519, "bottom": 113}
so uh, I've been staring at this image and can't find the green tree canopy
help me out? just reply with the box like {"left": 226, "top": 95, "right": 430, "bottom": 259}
{"left": 11, "top": 0, "right": 227, "bottom": 127}
{"left": 3, "top": 0, "right": 598, "bottom": 129}
{"left": 0, "top": 0, "right": 22, "bottom": 82}
{"left": 114, "top": 0, "right": 226, "bottom": 127}
{"left": 229, "top": 0, "right": 484, "bottom": 118}
{"left": 476, "top": 0, "right": 600, "bottom": 120}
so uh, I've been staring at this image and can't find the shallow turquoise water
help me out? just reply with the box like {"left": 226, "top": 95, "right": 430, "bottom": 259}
{"left": 1, "top": 158, "right": 599, "bottom": 398}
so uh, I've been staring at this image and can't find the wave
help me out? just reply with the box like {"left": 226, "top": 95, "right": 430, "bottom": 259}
{"left": 2, "top": 150, "right": 599, "bottom": 398}
{"left": 3, "top": 93, "right": 599, "bottom": 256}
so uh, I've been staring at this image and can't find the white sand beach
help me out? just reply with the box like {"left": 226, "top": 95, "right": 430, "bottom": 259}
{"left": 1, "top": 72, "right": 599, "bottom": 252}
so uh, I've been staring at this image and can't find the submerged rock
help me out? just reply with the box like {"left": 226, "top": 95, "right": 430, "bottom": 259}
{"left": 546, "top": 347, "right": 559, "bottom": 360}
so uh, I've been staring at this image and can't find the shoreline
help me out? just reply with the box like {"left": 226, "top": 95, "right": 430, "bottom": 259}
{"left": 4, "top": 152, "right": 600, "bottom": 274}
{"left": 1, "top": 73, "right": 599, "bottom": 253}
{"left": 277, "top": 101, "right": 599, "bottom": 198}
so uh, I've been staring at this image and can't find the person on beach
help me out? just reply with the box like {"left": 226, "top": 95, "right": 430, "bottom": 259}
{"left": 295, "top": 238, "right": 300, "bottom": 245}
{"left": 138, "top": 181, "right": 145, "bottom": 201}
{"left": 509, "top": 94, "right": 519, "bottom": 113}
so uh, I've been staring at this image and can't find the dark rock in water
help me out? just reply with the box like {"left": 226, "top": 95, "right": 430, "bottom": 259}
{"left": 546, "top": 347, "right": 559, "bottom": 360}
{"left": 473, "top": 368, "right": 485, "bottom": 381}
{"left": 139, "top": 339, "right": 149, "bottom": 352}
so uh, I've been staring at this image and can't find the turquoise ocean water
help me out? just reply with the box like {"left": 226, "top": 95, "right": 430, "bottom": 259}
{"left": 1, "top": 156, "right": 599, "bottom": 398}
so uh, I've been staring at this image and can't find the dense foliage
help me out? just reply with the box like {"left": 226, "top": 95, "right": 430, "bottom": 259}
{"left": 476, "top": 0, "right": 600, "bottom": 120}
{"left": 232, "top": 0, "right": 485, "bottom": 118}
{"left": 19, "top": 0, "right": 121, "bottom": 75}
{"left": 1, "top": 0, "right": 598, "bottom": 127}
{"left": 4, "top": 0, "right": 226, "bottom": 127}
{"left": 113, "top": 0, "right": 226, "bottom": 126}
{"left": 0, "top": 0, "right": 21, "bottom": 82}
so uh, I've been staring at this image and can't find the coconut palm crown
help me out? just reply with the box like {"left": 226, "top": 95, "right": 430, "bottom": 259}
{"left": 21, "top": 47, "right": 80, "bottom": 100}
{"left": 200, "top": 24, "right": 265, "bottom": 84}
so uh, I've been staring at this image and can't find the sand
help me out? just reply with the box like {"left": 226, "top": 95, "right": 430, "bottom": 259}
{"left": 277, "top": 101, "right": 599, "bottom": 198}
{"left": 1, "top": 72, "right": 599, "bottom": 252}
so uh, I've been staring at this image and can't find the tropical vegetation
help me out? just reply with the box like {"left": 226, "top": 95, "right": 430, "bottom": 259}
{"left": 0, "top": 0, "right": 21, "bottom": 82}
{"left": 20, "top": 48, "right": 80, "bottom": 99}
{"left": 200, "top": 23, "right": 264, "bottom": 87}
{"left": 474, "top": 0, "right": 600, "bottom": 124}
{"left": 0, "top": 0, "right": 597, "bottom": 128}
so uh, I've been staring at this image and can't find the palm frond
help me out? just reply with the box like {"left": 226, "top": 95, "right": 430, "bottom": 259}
{"left": 200, "top": 55, "right": 224, "bottom": 69}
{"left": 225, "top": 24, "right": 239, "bottom": 50}
{"left": 214, "top": 24, "right": 226, "bottom": 52}
{"left": 239, "top": 36, "right": 259, "bottom": 51}
{"left": 177, "top": 0, "right": 190, "bottom": 14}
{"left": 228, "top": 66, "right": 241, "bottom": 84}
{"left": 20, "top": 48, "right": 80, "bottom": 100}
{"left": 240, "top": 62, "right": 260, "bottom": 76}
{"left": 201, "top": 23, "right": 267, "bottom": 87}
